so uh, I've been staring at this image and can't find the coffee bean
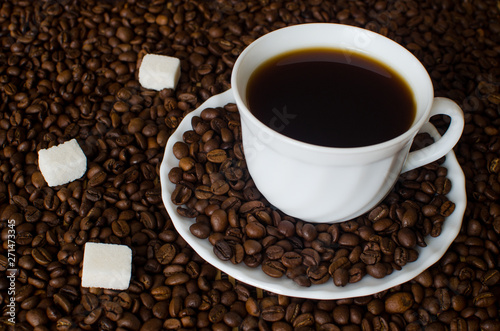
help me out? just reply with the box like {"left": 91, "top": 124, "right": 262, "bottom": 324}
{"left": 207, "top": 149, "right": 227, "bottom": 163}
{"left": 88, "top": 170, "right": 107, "bottom": 187}
{"left": 26, "top": 308, "right": 48, "bottom": 327}
{"left": 401, "top": 207, "right": 418, "bottom": 227}
{"left": 307, "top": 265, "right": 329, "bottom": 284}
{"left": 173, "top": 142, "right": 189, "bottom": 159}
{"left": 245, "top": 221, "right": 266, "bottom": 239}
{"left": 171, "top": 185, "right": 192, "bottom": 205}
{"left": 151, "top": 286, "right": 172, "bottom": 301}
{"left": 394, "top": 247, "right": 409, "bottom": 266}
{"left": 261, "top": 305, "right": 285, "bottom": 322}
{"left": 480, "top": 269, "right": 500, "bottom": 286}
{"left": 348, "top": 263, "right": 366, "bottom": 283}
{"left": 366, "top": 263, "right": 389, "bottom": 279}
{"left": 141, "top": 318, "right": 163, "bottom": 331}
{"left": 369, "top": 205, "right": 389, "bottom": 221}
{"left": 32, "top": 248, "right": 52, "bottom": 266}
{"left": 385, "top": 292, "right": 414, "bottom": 314}
{"left": 155, "top": 244, "right": 177, "bottom": 264}
{"left": 397, "top": 228, "right": 417, "bottom": 248}
{"left": 332, "top": 305, "right": 350, "bottom": 325}
{"left": 301, "top": 248, "right": 321, "bottom": 267}
{"left": 338, "top": 233, "right": 360, "bottom": 246}
{"left": 53, "top": 293, "right": 73, "bottom": 314}
{"left": 473, "top": 292, "right": 496, "bottom": 307}
{"left": 262, "top": 260, "right": 286, "bottom": 278}
{"left": 435, "top": 177, "right": 452, "bottom": 195}
{"left": 209, "top": 304, "right": 227, "bottom": 323}
{"left": 265, "top": 245, "right": 284, "bottom": 260}
{"left": 214, "top": 240, "right": 233, "bottom": 261}
{"left": 210, "top": 209, "right": 228, "bottom": 232}
{"left": 116, "top": 312, "right": 141, "bottom": 330}
{"left": 194, "top": 185, "right": 213, "bottom": 200}
{"left": 82, "top": 293, "right": 99, "bottom": 312}
{"left": 332, "top": 268, "right": 349, "bottom": 287}
{"left": 111, "top": 219, "right": 130, "bottom": 237}
{"left": 190, "top": 221, "right": 212, "bottom": 239}
{"left": 360, "top": 249, "right": 381, "bottom": 265}
{"left": 281, "top": 251, "right": 302, "bottom": 268}
{"left": 211, "top": 179, "right": 230, "bottom": 195}
{"left": 239, "top": 201, "right": 265, "bottom": 215}
{"left": 440, "top": 200, "right": 455, "bottom": 217}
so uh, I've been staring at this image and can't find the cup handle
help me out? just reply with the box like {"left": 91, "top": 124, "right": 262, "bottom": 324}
{"left": 402, "top": 97, "right": 464, "bottom": 173}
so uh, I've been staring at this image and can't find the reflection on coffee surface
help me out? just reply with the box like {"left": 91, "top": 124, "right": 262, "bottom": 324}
{"left": 247, "top": 48, "right": 416, "bottom": 147}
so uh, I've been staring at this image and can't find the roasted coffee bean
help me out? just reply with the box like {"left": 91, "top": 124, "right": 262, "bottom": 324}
{"left": 261, "top": 305, "right": 285, "bottom": 322}
{"left": 32, "top": 247, "right": 52, "bottom": 266}
{"left": 209, "top": 304, "right": 227, "bottom": 323}
{"left": 26, "top": 308, "right": 48, "bottom": 327}
{"left": 385, "top": 292, "right": 414, "bottom": 314}
{"left": 117, "top": 312, "right": 141, "bottom": 330}
{"left": 243, "top": 239, "right": 262, "bottom": 255}
{"left": 398, "top": 228, "right": 417, "bottom": 248}
{"left": 332, "top": 268, "right": 349, "bottom": 287}
{"left": 262, "top": 260, "right": 286, "bottom": 278}
{"left": 190, "top": 221, "right": 212, "bottom": 239}
{"left": 207, "top": 149, "right": 227, "bottom": 163}
{"left": 332, "top": 305, "right": 350, "bottom": 325}
{"left": 151, "top": 286, "right": 172, "bottom": 301}
{"left": 281, "top": 251, "right": 303, "bottom": 268}
{"left": 360, "top": 249, "right": 381, "bottom": 265}
{"left": 265, "top": 245, "right": 284, "bottom": 260}
{"left": 171, "top": 185, "right": 192, "bottom": 205}
{"left": 480, "top": 269, "right": 500, "bottom": 286}
{"left": 155, "top": 243, "right": 177, "bottom": 265}
{"left": 338, "top": 233, "right": 360, "bottom": 246}
{"left": 210, "top": 209, "right": 228, "bottom": 232}
{"left": 111, "top": 219, "right": 130, "bottom": 237}
{"left": 394, "top": 247, "right": 409, "bottom": 266}
{"left": 348, "top": 263, "right": 366, "bottom": 283}
{"left": 81, "top": 293, "right": 99, "bottom": 312}
{"left": 213, "top": 240, "right": 233, "bottom": 261}
{"left": 473, "top": 292, "right": 496, "bottom": 307}
{"left": 366, "top": 263, "right": 389, "bottom": 279}
{"left": 307, "top": 265, "right": 329, "bottom": 284}
{"left": 245, "top": 221, "right": 266, "bottom": 239}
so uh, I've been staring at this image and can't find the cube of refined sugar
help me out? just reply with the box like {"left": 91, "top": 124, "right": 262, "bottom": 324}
{"left": 38, "top": 139, "right": 87, "bottom": 187}
{"left": 138, "top": 53, "right": 181, "bottom": 91}
{"left": 81, "top": 242, "right": 132, "bottom": 290}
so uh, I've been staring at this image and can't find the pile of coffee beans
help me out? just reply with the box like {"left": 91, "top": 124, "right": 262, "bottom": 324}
{"left": 1, "top": 0, "right": 499, "bottom": 330}
{"left": 168, "top": 104, "right": 456, "bottom": 286}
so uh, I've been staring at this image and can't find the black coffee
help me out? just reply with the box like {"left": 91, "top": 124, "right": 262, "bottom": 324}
{"left": 246, "top": 48, "right": 416, "bottom": 148}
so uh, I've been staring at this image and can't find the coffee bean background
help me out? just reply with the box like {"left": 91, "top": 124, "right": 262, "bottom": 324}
{"left": 0, "top": 0, "right": 499, "bottom": 330}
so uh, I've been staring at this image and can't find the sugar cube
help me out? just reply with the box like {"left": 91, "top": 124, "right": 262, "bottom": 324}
{"left": 138, "top": 53, "right": 181, "bottom": 91}
{"left": 81, "top": 242, "right": 132, "bottom": 290}
{"left": 38, "top": 139, "right": 87, "bottom": 187}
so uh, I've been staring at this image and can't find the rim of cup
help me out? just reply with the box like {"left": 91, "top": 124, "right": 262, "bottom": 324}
{"left": 231, "top": 23, "right": 434, "bottom": 155}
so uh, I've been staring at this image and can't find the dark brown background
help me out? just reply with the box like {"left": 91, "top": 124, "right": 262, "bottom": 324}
{"left": 0, "top": 0, "right": 499, "bottom": 330}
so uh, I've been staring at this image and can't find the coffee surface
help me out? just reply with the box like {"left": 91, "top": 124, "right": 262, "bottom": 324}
{"left": 247, "top": 48, "right": 416, "bottom": 147}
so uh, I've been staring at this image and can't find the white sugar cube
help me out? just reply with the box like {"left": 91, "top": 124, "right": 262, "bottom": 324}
{"left": 138, "top": 53, "right": 181, "bottom": 91}
{"left": 81, "top": 242, "right": 132, "bottom": 290}
{"left": 38, "top": 139, "right": 87, "bottom": 187}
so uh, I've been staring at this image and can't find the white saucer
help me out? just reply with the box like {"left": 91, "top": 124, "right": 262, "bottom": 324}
{"left": 159, "top": 90, "right": 467, "bottom": 299}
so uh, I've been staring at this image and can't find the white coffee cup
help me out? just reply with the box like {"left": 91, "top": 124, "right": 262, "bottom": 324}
{"left": 229, "top": 23, "right": 464, "bottom": 223}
